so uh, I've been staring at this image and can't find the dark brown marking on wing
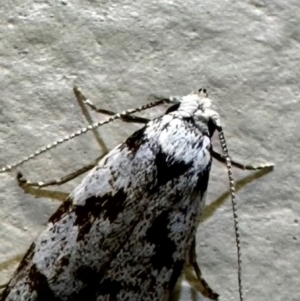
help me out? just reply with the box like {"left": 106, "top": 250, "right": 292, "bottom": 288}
{"left": 49, "top": 199, "right": 73, "bottom": 224}
{"left": 154, "top": 150, "right": 193, "bottom": 187}
{"left": 121, "top": 126, "right": 147, "bottom": 154}
{"left": 74, "top": 189, "right": 128, "bottom": 241}
{"left": 28, "top": 264, "right": 62, "bottom": 301}
{"left": 146, "top": 210, "right": 176, "bottom": 271}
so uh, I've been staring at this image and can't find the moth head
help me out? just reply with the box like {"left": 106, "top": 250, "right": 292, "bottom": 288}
{"left": 168, "top": 88, "right": 221, "bottom": 136}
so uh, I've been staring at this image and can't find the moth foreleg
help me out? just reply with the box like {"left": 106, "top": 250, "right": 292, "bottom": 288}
{"left": 17, "top": 154, "right": 104, "bottom": 188}
{"left": 74, "top": 86, "right": 150, "bottom": 124}
{"left": 212, "top": 149, "right": 274, "bottom": 171}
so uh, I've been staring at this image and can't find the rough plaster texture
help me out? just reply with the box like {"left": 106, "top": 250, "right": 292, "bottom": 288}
{"left": 0, "top": 0, "right": 299, "bottom": 300}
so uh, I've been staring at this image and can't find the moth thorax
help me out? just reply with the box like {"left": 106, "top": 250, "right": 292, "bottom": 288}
{"left": 175, "top": 94, "right": 212, "bottom": 118}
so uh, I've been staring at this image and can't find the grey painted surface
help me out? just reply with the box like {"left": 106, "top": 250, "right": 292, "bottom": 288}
{"left": 0, "top": 1, "right": 299, "bottom": 300}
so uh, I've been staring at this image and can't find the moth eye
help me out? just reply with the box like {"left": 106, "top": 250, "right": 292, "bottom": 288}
{"left": 198, "top": 88, "right": 208, "bottom": 96}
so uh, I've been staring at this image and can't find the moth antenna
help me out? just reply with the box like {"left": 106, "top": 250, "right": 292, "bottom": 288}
{"left": 0, "top": 99, "right": 167, "bottom": 173}
{"left": 218, "top": 127, "right": 243, "bottom": 301}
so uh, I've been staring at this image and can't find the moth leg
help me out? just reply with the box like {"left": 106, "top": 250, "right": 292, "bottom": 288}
{"left": 73, "top": 86, "right": 109, "bottom": 152}
{"left": 212, "top": 149, "right": 274, "bottom": 171}
{"left": 183, "top": 238, "right": 219, "bottom": 300}
{"left": 17, "top": 154, "right": 105, "bottom": 188}
{"left": 73, "top": 86, "right": 150, "bottom": 124}
{"left": 16, "top": 87, "right": 113, "bottom": 189}
{"left": 85, "top": 100, "right": 150, "bottom": 124}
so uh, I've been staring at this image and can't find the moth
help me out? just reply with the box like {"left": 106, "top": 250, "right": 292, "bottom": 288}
{"left": 0, "top": 87, "right": 273, "bottom": 301}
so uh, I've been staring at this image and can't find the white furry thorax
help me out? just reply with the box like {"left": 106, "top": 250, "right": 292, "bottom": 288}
{"left": 170, "top": 89, "right": 221, "bottom": 128}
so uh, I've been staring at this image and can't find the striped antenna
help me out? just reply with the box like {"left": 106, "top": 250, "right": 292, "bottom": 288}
{"left": 0, "top": 95, "right": 167, "bottom": 173}
{"left": 218, "top": 127, "right": 243, "bottom": 301}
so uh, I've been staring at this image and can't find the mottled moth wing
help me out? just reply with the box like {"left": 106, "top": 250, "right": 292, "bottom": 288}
{"left": 2, "top": 101, "right": 213, "bottom": 301}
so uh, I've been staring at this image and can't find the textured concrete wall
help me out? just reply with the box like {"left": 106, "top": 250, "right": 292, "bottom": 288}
{"left": 0, "top": 1, "right": 299, "bottom": 300}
